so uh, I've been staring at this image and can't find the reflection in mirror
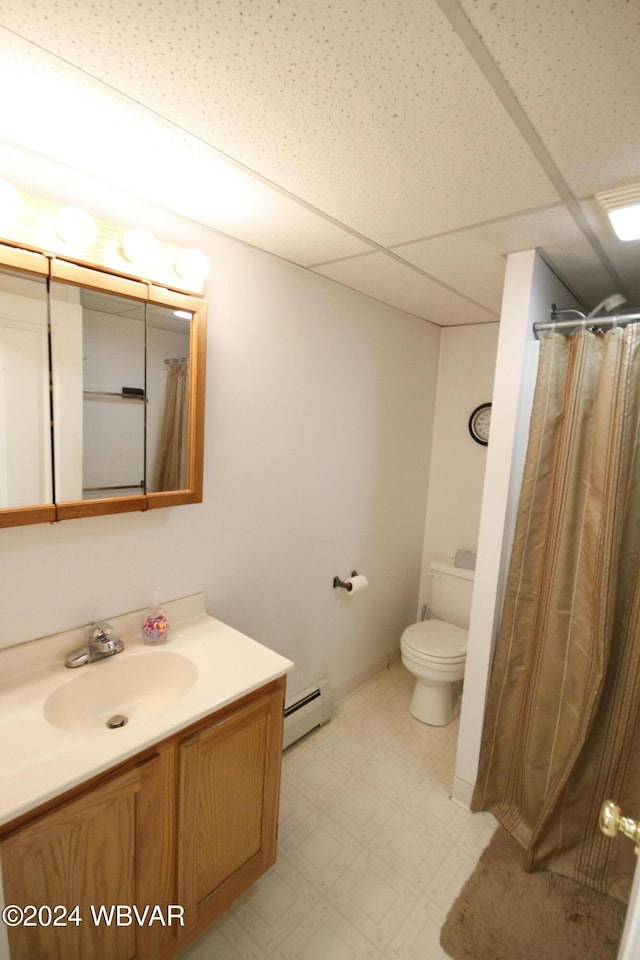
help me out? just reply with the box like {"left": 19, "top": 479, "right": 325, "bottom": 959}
{"left": 0, "top": 241, "right": 206, "bottom": 528}
{"left": 50, "top": 282, "right": 146, "bottom": 501}
{"left": 0, "top": 265, "right": 52, "bottom": 508}
{"left": 146, "top": 304, "right": 192, "bottom": 492}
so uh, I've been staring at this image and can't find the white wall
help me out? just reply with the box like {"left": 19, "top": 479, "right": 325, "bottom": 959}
{"left": 453, "top": 250, "right": 582, "bottom": 807}
{"left": 418, "top": 322, "right": 499, "bottom": 612}
{"left": 0, "top": 146, "right": 440, "bottom": 703}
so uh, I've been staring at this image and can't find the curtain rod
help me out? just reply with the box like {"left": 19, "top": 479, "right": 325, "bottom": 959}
{"left": 534, "top": 310, "right": 640, "bottom": 340}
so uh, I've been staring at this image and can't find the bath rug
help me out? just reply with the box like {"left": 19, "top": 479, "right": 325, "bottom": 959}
{"left": 440, "top": 826, "right": 626, "bottom": 960}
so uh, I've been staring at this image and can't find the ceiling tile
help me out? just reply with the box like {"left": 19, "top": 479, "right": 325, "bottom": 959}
{"left": 458, "top": 0, "right": 640, "bottom": 197}
{"left": 392, "top": 232, "right": 507, "bottom": 313}
{"left": 1, "top": 2, "right": 638, "bottom": 320}
{"left": 0, "top": 32, "right": 373, "bottom": 265}
{"left": 313, "top": 254, "right": 498, "bottom": 325}
{"left": 0, "top": 1, "right": 559, "bottom": 244}
{"left": 394, "top": 205, "right": 617, "bottom": 312}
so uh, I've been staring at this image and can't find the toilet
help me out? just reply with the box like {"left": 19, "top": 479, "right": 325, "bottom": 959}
{"left": 400, "top": 561, "right": 474, "bottom": 726}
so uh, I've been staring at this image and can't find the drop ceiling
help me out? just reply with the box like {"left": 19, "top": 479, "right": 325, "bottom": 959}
{"left": 0, "top": 0, "right": 638, "bottom": 325}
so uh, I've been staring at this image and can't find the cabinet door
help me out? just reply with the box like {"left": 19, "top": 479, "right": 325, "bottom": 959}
{"left": 176, "top": 685, "right": 284, "bottom": 939}
{"left": 1, "top": 755, "right": 162, "bottom": 960}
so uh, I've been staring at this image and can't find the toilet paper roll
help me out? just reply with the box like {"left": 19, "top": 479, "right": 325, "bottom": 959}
{"left": 346, "top": 574, "right": 368, "bottom": 594}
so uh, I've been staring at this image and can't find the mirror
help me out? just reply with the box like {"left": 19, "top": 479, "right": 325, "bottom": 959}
{"left": 0, "top": 247, "right": 206, "bottom": 528}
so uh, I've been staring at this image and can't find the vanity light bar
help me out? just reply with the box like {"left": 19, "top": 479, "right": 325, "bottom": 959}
{"left": 0, "top": 179, "right": 210, "bottom": 295}
{"left": 0, "top": 180, "right": 21, "bottom": 230}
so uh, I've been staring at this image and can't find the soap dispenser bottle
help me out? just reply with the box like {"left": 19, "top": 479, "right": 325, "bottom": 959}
{"left": 142, "top": 592, "right": 169, "bottom": 646}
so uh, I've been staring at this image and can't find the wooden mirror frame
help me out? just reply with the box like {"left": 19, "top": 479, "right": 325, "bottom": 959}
{"left": 0, "top": 245, "right": 206, "bottom": 528}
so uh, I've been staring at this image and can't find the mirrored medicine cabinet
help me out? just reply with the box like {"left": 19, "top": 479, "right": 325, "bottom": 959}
{"left": 0, "top": 244, "right": 206, "bottom": 528}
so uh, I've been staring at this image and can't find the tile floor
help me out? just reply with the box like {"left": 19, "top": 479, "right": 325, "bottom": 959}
{"left": 179, "top": 662, "right": 497, "bottom": 959}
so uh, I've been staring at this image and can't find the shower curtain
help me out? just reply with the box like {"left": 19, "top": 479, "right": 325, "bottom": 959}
{"left": 472, "top": 324, "right": 640, "bottom": 903}
{"left": 152, "top": 361, "right": 189, "bottom": 491}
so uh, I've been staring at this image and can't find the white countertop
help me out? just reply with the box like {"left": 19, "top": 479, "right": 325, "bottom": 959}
{"left": 0, "top": 594, "right": 294, "bottom": 827}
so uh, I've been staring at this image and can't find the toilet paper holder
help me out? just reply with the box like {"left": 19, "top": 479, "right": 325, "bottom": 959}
{"left": 333, "top": 571, "right": 359, "bottom": 591}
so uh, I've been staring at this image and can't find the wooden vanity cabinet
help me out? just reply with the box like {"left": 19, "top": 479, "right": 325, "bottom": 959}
{"left": 1, "top": 755, "right": 163, "bottom": 960}
{"left": 0, "top": 677, "right": 286, "bottom": 960}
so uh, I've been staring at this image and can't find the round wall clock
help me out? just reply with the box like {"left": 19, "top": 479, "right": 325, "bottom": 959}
{"left": 469, "top": 403, "right": 491, "bottom": 446}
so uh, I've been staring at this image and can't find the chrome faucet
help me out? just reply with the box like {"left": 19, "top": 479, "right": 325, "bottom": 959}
{"left": 65, "top": 621, "right": 125, "bottom": 668}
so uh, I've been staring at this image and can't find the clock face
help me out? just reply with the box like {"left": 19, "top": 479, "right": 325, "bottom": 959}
{"left": 469, "top": 403, "right": 491, "bottom": 446}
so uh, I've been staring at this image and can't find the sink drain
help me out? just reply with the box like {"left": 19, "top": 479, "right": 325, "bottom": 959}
{"left": 106, "top": 714, "right": 128, "bottom": 729}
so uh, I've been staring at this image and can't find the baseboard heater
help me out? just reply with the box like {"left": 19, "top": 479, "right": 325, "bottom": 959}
{"left": 282, "top": 677, "right": 334, "bottom": 749}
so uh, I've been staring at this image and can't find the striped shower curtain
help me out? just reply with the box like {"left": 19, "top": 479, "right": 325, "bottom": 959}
{"left": 152, "top": 360, "right": 189, "bottom": 492}
{"left": 472, "top": 324, "right": 640, "bottom": 903}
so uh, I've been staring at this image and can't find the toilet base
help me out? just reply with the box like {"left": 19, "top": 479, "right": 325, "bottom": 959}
{"left": 409, "top": 677, "right": 461, "bottom": 726}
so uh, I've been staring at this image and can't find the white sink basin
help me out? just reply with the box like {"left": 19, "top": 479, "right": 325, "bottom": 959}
{"left": 43, "top": 649, "right": 198, "bottom": 733}
{"left": 0, "top": 594, "right": 295, "bottom": 826}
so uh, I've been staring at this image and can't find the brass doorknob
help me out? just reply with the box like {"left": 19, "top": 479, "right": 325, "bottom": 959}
{"left": 599, "top": 799, "right": 640, "bottom": 854}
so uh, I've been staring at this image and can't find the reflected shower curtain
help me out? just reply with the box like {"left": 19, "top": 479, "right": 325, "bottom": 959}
{"left": 153, "top": 361, "right": 189, "bottom": 491}
{"left": 472, "top": 325, "right": 640, "bottom": 903}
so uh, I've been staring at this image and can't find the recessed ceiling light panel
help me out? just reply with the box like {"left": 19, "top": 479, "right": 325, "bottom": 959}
{"left": 596, "top": 184, "right": 640, "bottom": 241}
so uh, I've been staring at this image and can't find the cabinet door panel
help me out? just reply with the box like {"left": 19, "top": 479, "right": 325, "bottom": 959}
{"left": 1, "top": 757, "right": 161, "bottom": 960}
{"left": 177, "top": 687, "right": 284, "bottom": 937}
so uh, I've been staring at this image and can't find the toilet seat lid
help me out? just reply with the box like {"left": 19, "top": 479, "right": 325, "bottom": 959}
{"left": 402, "top": 620, "right": 467, "bottom": 661}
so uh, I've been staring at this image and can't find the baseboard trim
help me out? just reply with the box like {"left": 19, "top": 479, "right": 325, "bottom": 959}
{"left": 452, "top": 775, "right": 475, "bottom": 809}
{"left": 333, "top": 648, "right": 401, "bottom": 705}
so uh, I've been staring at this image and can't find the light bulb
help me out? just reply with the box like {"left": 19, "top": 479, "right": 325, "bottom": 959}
{"left": 121, "top": 228, "right": 158, "bottom": 264}
{"left": 54, "top": 206, "right": 97, "bottom": 247}
{"left": 174, "top": 248, "right": 210, "bottom": 283}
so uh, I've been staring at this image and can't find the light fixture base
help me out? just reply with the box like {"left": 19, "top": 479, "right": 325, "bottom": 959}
{"left": 0, "top": 183, "right": 207, "bottom": 295}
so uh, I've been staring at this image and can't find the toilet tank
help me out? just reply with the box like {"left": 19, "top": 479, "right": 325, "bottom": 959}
{"left": 429, "top": 561, "right": 475, "bottom": 628}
